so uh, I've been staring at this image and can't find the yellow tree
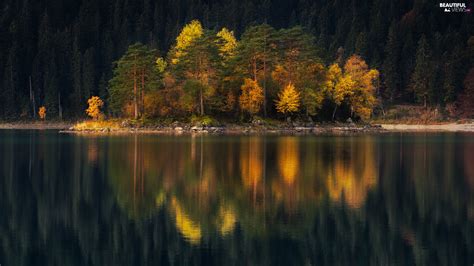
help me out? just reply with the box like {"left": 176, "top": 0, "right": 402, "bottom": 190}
{"left": 275, "top": 83, "right": 301, "bottom": 114}
{"left": 239, "top": 78, "right": 264, "bottom": 115}
{"left": 344, "top": 55, "right": 379, "bottom": 120}
{"left": 216, "top": 28, "right": 237, "bottom": 61}
{"left": 325, "top": 64, "right": 352, "bottom": 120}
{"left": 86, "top": 96, "right": 104, "bottom": 120}
{"left": 38, "top": 106, "right": 46, "bottom": 120}
{"left": 169, "top": 20, "right": 218, "bottom": 116}
{"left": 170, "top": 20, "right": 203, "bottom": 65}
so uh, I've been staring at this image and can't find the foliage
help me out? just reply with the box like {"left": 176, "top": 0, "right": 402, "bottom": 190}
{"left": 344, "top": 55, "right": 379, "bottom": 120}
{"left": 239, "top": 78, "right": 264, "bottom": 115}
{"left": 109, "top": 43, "right": 160, "bottom": 119}
{"left": 216, "top": 28, "right": 238, "bottom": 60}
{"left": 86, "top": 96, "right": 104, "bottom": 120}
{"left": 190, "top": 115, "right": 218, "bottom": 127}
{"left": 275, "top": 83, "right": 300, "bottom": 114}
{"left": 73, "top": 120, "right": 121, "bottom": 131}
{"left": 170, "top": 20, "right": 204, "bottom": 65}
{"left": 169, "top": 20, "right": 219, "bottom": 116}
{"left": 38, "top": 106, "right": 46, "bottom": 120}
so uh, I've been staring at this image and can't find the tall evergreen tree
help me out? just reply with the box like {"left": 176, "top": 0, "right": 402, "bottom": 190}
{"left": 411, "top": 35, "right": 432, "bottom": 107}
{"left": 382, "top": 22, "right": 401, "bottom": 102}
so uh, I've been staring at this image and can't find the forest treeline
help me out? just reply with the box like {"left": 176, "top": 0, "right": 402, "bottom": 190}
{"left": 0, "top": 0, "right": 473, "bottom": 120}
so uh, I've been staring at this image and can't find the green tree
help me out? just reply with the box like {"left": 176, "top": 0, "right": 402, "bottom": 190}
{"left": 382, "top": 21, "right": 400, "bottom": 102}
{"left": 109, "top": 43, "right": 160, "bottom": 118}
{"left": 234, "top": 24, "right": 277, "bottom": 117}
{"left": 272, "top": 27, "right": 325, "bottom": 116}
{"left": 411, "top": 35, "right": 432, "bottom": 107}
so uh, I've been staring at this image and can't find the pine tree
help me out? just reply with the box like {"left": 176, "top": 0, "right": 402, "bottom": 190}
{"left": 109, "top": 43, "right": 160, "bottom": 118}
{"left": 382, "top": 22, "right": 401, "bottom": 102}
{"left": 411, "top": 35, "right": 432, "bottom": 107}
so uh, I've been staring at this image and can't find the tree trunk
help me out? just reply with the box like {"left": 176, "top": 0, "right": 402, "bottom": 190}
{"left": 263, "top": 54, "right": 267, "bottom": 118}
{"left": 332, "top": 105, "right": 338, "bottom": 121}
{"left": 29, "top": 76, "right": 36, "bottom": 119}
{"left": 141, "top": 69, "right": 145, "bottom": 117}
{"left": 58, "top": 92, "right": 63, "bottom": 120}
{"left": 253, "top": 58, "right": 257, "bottom": 82}
{"left": 200, "top": 85, "right": 204, "bottom": 116}
{"left": 133, "top": 61, "right": 138, "bottom": 119}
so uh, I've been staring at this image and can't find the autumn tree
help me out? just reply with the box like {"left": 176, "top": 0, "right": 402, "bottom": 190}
{"left": 326, "top": 56, "right": 379, "bottom": 120}
{"left": 109, "top": 43, "right": 160, "bottom": 119}
{"left": 343, "top": 55, "right": 379, "bottom": 120}
{"left": 169, "top": 20, "right": 219, "bottom": 116}
{"left": 38, "top": 106, "right": 46, "bottom": 120}
{"left": 325, "top": 64, "right": 351, "bottom": 120}
{"left": 239, "top": 78, "right": 264, "bottom": 115}
{"left": 275, "top": 83, "right": 300, "bottom": 114}
{"left": 216, "top": 28, "right": 238, "bottom": 64}
{"left": 86, "top": 96, "right": 104, "bottom": 120}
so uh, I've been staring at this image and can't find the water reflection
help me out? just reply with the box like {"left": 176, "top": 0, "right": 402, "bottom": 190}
{"left": 0, "top": 131, "right": 473, "bottom": 265}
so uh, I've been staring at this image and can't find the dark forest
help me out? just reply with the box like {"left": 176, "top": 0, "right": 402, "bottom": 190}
{"left": 0, "top": 0, "right": 473, "bottom": 120}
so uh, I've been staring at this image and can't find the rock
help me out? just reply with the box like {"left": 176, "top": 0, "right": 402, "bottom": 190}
{"left": 174, "top": 127, "right": 183, "bottom": 131}
{"left": 171, "top": 121, "right": 180, "bottom": 127}
{"left": 121, "top": 120, "right": 131, "bottom": 128}
{"left": 191, "top": 126, "right": 203, "bottom": 131}
{"left": 295, "top": 127, "right": 311, "bottom": 132}
{"left": 346, "top": 117, "right": 353, "bottom": 123}
{"left": 286, "top": 117, "right": 292, "bottom": 123}
{"left": 252, "top": 118, "right": 263, "bottom": 126}
{"left": 208, "top": 127, "right": 224, "bottom": 133}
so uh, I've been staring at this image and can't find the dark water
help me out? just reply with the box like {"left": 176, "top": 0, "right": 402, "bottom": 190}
{"left": 0, "top": 130, "right": 473, "bottom": 265}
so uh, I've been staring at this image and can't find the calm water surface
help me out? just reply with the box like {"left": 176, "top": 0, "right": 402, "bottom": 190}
{"left": 0, "top": 130, "right": 473, "bottom": 265}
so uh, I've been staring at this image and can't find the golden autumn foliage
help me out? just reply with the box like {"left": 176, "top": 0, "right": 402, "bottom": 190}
{"left": 171, "top": 20, "right": 203, "bottom": 65}
{"left": 86, "top": 96, "right": 104, "bottom": 120}
{"left": 275, "top": 83, "right": 300, "bottom": 114}
{"left": 216, "top": 28, "right": 237, "bottom": 60}
{"left": 325, "top": 56, "right": 379, "bottom": 120}
{"left": 38, "top": 106, "right": 46, "bottom": 120}
{"left": 239, "top": 78, "right": 264, "bottom": 115}
{"left": 343, "top": 55, "right": 379, "bottom": 120}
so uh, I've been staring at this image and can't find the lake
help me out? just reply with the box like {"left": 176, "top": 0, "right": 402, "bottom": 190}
{"left": 0, "top": 130, "right": 473, "bottom": 265}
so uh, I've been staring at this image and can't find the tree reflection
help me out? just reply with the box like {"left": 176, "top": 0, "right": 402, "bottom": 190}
{"left": 103, "top": 135, "right": 381, "bottom": 242}
{"left": 1, "top": 132, "right": 473, "bottom": 265}
{"left": 326, "top": 137, "right": 377, "bottom": 208}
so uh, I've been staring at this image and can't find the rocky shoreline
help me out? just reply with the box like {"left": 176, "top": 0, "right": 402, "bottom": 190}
{"left": 60, "top": 122, "right": 385, "bottom": 135}
{"left": 2, "top": 121, "right": 474, "bottom": 134}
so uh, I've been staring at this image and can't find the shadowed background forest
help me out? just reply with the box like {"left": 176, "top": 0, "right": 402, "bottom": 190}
{"left": 0, "top": 0, "right": 473, "bottom": 120}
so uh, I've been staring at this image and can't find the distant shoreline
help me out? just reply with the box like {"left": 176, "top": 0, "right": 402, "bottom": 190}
{"left": 380, "top": 123, "right": 474, "bottom": 132}
{"left": 1, "top": 121, "right": 473, "bottom": 134}
{"left": 0, "top": 122, "right": 73, "bottom": 130}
